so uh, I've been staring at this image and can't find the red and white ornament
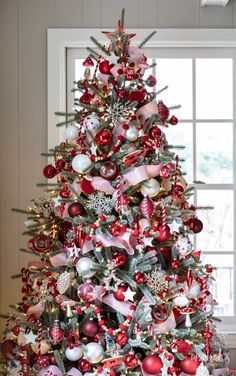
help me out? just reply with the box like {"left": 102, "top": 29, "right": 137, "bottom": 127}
{"left": 140, "top": 196, "right": 153, "bottom": 219}
{"left": 48, "top": 320, "right": 64, "bottom": 345}
{"left": 83, "top": 113, "right": 100, "bottom": 134}
{"left": 77, "top": 282, "right": 95, "bottom": 302}
{"left": 175, "top": 235, "right": 192, "bottom": 258}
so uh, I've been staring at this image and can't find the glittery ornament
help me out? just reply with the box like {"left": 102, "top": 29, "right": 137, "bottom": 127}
{"left": 169, "top": 115, "right": 178, "bottom": 125}
{"left": 115, "top": 333, "right": 128, "bottom": 345}
{"left": 95, "top": 129, "right": 112, "bottom": 146}
{"left": 78, "top": 358, "right": 91, "bottom": 372}
{"left": 133, "top": 271, "right": 145, "bottom": 284}
{"left": 57, "top": 271, "right": 71, "bottom": 294}
{"left": 124, "top": 354, "right": 138, "bottom": 369}
{"left": 32, "top": 233, "right": 51, "bottom": 253}
{"left": 43, "top": 165, "right": 57, "bottom": 179}
{"left": 48, "top": 321, "right": 64, "bottom": 345}
{"left": 146, "top": 75, "right": 157, "bottom": 87}
{"left": 145, "top": 268, "right": 167, "bottom": 295}
{"left": 87, "top": 191, "right": 114, "bottom": 215}
{"left": 158, "top": 101, "right": 169, "bottom": 123}
{"left": 85, "top": 342, "right": 104, "bottom": 363}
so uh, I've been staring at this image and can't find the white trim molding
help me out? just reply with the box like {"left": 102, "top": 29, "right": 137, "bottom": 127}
{"left": 201, "top": 0, "right": 229, "bottom": 6}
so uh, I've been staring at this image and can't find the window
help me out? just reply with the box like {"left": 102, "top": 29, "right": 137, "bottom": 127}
{"left": 48, "top": 29, "right": 236, "bottom": 334}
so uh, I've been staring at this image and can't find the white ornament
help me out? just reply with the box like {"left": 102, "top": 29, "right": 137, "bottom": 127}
{"left": 87, "top": 191, "right": 114, "bottom": 215}
{"left": 173, "top": 294, "right": 189, "bottom": 307}
{"left": 125, "top": 126, "right": 139, "bottom": 141}
{"left": 184, "top": 280, "right": 201, "bottom": 299}
{"left": 196, "top": 363, "right": 210, "bottom": 376}
{"left": 65, "top": 346, "right": 83, "bottom": 361}
{"left": 140, "top": 178, "right": 160, "bottom": 197}
{"left": 122, "top": 287, "right": 136, "bottom": 301}
{"left": 83, "top": 113, "right": 101, "bottom": 134}
{"left": 76, "top": 257, "right": 96, "bottom": 278}
{"left": 170, "top": 219, "right": 182, "bottom": 234}
{"left": 86, "top": 342, "right": 104, "bottom": 363}
{"left": 175, "top": 235, "right": 192, "bottom": 258}
{"left": 24, "top": 330, "right": 38, "bottom": 344}
{"left": 72, "top": 154, "right": 92, "bottom": 174}
{"left": 65, "top": 124, "right": 79, "bottom": 140}
{"left": 31, "top": 339, "right": 51, "bottom": 354}
{"left": 57, "top": 271, "right": 71, "bottom": 294}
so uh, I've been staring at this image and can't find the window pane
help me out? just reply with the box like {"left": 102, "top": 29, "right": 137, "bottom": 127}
{"left": 202, "top": 254, "right": 234, "bottom": 316}
{"left": 196, "top": 190, "right": 234, "bottom": 252}
{"left": 196, "top": 59, "right": 233, "bottom": 119}
{"left": 196, "top": 123, "right": 233, "bottom": 184}
{"left": 154, "top": 59, "right": 192, "bottom": 119}
{"left": 164, "top": 123, "right": 193, "bottom": 182}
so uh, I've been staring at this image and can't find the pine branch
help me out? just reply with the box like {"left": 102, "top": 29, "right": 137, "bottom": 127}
{"left": 86, "top": 46, "right": 102, "bottom": 58}
{"left": 90, "top": 36, "right": 109, "bottom": 56}
{"left": 139, "top": 31, "right": 157, "bottom": 48}
{"left": 121, "top": 8, "right": 125, "bottom": 27}
{"left": 156, "top": 85, "right": 168, "bottom": 95}
{"left": 53, "top": 350, "right": 66, "bottom": 374}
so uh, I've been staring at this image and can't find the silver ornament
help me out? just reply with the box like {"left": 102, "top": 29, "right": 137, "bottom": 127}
{"left": 65, "top": 124, "right": 79, "bottom": 140}
{"left": 85, "top": 342, "right": 104, "bottom": 363}
{"left": 72, "top": 154, "right": 92, "bottom": 174}
{"left": 125, "top": 126, "right": 139, "bottom": 141}
{"left": 57, "top": 271, "right": 71, "bottom": 294}
{"left": 140, "top": 178, "right": 160, "bottom": 197}
{"left": 76, "top": 257, "right": 96, "bottom": 278}
{"left": 65, "top": 346, "right": 83, "bottom": 361}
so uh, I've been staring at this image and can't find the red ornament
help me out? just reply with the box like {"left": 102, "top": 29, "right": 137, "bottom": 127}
{"left": 149, "top": 126, "right": 162, "bottom": 140}
{"left": 128, "top": 90, "right": 146, "bottom": 104}
{"left": 113, "top": 284, "right": 128, "bottom": 301}
{"left": 27, "top": 238, "right": 35, "bottom": 251}
{"left": 48, "top": 320, "right": 64, "bottom": 345}
{"left": 156, "top": 225, "right": 171, "bottom": 242}
{"left": 56, "top": 159, "right": 65, "bottom": 172}
{"left": 142, "top": 355, "right": 163, "bottom": 374}
{"left": 82, "top": 320, "right": 99, "bottom": 337}
{"left": 180, "top": 357, "right": 199, "bottom": 375}
{"left": 160, "top": 166, "right": 171, "bottom": 179}
{"left": 37, "top": 355, "right": 49, "bottom": 368}
{"left": 60, "top": 185, "right": 71, "bottom": 199}
{"left": 68, "top": 202, "right": 85, "bottom": 217}
{"left": 133, "top": 271, "right": 145, "bottom": 284}
{"left": 112, "top": 253, "right": 127, "bottom": 268}
{"left": 100, "top": 161, "right": 118, "bottom": 181}
{"left": 11, "top": 325, "right": 20, "bottom": 336}
{"left": 99, "top": 60, "right": 112, "bottom": 75}
{"left": 124, "top": 354, "right": 138, "bottom": 369}
{"left": 151, "top": 305, "right": 169, "bottom": 324}
{"left": 146, "top": 75, "right": 157, "bottom": 87}
{"left": 115, "top": 333, "right": 128, "bottom": 346}
{"left": 125, "top": 68, "right": 136, "bottom": 81}
{"left": 169, "top": 115, "right": 178, "bottom": 125}
{"left": 158, "top": 101, "right": 169, "bottom": 123}
{"left": 81, "top": 178, "right": 94, "bottom": 195}
{"left": 188, "top": 218, "right": 203, "bottom": 234}
{"left": 43, "top": 164, "right": 57, "bottom": 179}
{"left": 78, "top": 358, "right": 91, "bottom": 372}
{"left": 32, "top": 233, "right": 51, "bottom": 253}
{"left": 117, "top": 89, "right": 126, "bottom": 99}
{"left": 140, "top": 196, "right": 154, "bottom": 219}
{"left": 172, "top": 340, "right": 191, "bottom": 355}
{"left": 27, "top": 314, "right": 38, "bottom": 323}
{"left": 83, "top": 57, "right": 94, "bottom": 67}
{"left": 80, "top": 92, "right": 93, "bottom": 105}
{"left": 171, "top": 260, "right": 179, "bottom": 270}
{"left": 1, "top": 340, "right": 16, "bottom": 359}
{"left": 95, "top": 129, "right": 112, "bottom": 146}
{"left": 159, "top": 246, "right": 171, "bottom": 257}
{"left": 49, "top": 354, "right": 58, "bottom": 365}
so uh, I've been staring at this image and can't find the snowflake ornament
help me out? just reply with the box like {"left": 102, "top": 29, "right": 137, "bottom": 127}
{"left": 106, "top": 100, "right": 129, "bottom": 126}
{"left": 145, "top": 268, "right": 167, "bottom": 295}
{"left": 32, "top": 197, "right": 56, "bottom": 218}
{"left": 103, "top": 271, "right": 123, "bottom": 292}
{"left": 87, "top": 191, "right": 115, "bottom": 215}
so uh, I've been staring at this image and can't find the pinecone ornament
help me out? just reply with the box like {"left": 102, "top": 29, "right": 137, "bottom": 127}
{"left": 57, "top": 271, "right": 71, "bottom": 294}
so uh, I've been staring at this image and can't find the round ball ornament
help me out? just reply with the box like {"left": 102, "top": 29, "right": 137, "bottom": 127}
{"left": 115, "top": 333, "right": 128, "bottom": 346}
{"left": 1, "top": 340, "right": 16, "bottom": 359}
{"left": 83, "top": 113, "right": 100, "bottom": 134}
{"left": 133, "top": 271, "right": 145, "bottom": 284}
{"left": 85, "top": 342, "right": 104, "bottom": 364}
{"left": 65, "top": 124, "right": 79, "bottom": 141}
{"left": 112, "top": 253, "right": 127, "bottom": 268}
{"left": 68, "top": 202, "right": 85, "bottom": 217}
{"left": 156, "top": 225, "right": 171, "bottom": 242}
{"left": 72, "top": 154, "right": 92, "bottom": 174}
{"left": 169, "top": 115, "right": 178, "bottom": 125}
{"left": 149, "top": 126, "right": 162, "bottom": 140}
{"left": 78, "top": 359, "right": 91, "bottom": 372}
{"left": 100, "top": 161, "right": 118, "bottom": 181}
{"left": 151, "top": 305, "right": 169, "bottom": 324}
{"left": 124, "top": 354, "right": 138, "bottom": 369}
{"left": 77, "top": 282, "right": 95, "bottom": 302}
{"left": 95, "top": 129, "right": 112, "bottom": 146}
{"left": 125, "top": 126, "right": 139, "bottom": 141}
{"left": 76, "top": 257, "right": 96, "bottom": 278}
{"left": 32, "top": 233, "right": 51, "bottom": 253}
{"left": 37, "top": 355, "right": 49, "bottom": 368}
{"left": 82, "top": 320, "right": 99, "bottom": 337}
{"left": 140, "top": 178, "right": 160, "bottom": 197}
{"left": 99, "top": 60, "right": 112, "bottom": 75}
{"left": 11, "top": 325, "right": 20, "bottom": 336}
{"left": 31, "top": 340, "right": 51, "bottom": 355}
{"left": 180, "top": 357, "right": 199, "bottom": 375}
{"left": 43, "top": 165, "right": 57, "bottom": 179}
{"left": 175, "top": 235, "right": 192, "bottom": 258}
{"left": 142, "top": 354, "right": 163, "bottom": 374}
{"left": 113, "top": 284, "right": 128, "bottom": 301}
{"left": 188, "top": 218, "right": 203, "bottom": 234}
{"left": 146, "top": 75, "right": 157, "bottom": 87}
{"left": 65, "top": 346, "right": 83, "bottom": 361}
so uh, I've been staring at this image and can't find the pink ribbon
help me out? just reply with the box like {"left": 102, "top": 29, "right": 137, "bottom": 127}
{"left": 27, "top": 300, "right": 45, "bottom": 318}
{"left": 50, "top": 252, "right": 67, "bottom": 267}
{"left": 37, "top": 366, "right": 63, "bottom": 376}
{"left": 100, "top": 294, "right": 132, "bottom": 316}
{"left": 66, "top": 368, "right": 82, "bottom": 376}
{"left": 123, "top": 165, "right": 162, "bottom": 189}
{"left": 137, "top": 101, "right": 159, "bottom": 121}
{"left": 128, "top": 46, "right": 144, "bottom": 64}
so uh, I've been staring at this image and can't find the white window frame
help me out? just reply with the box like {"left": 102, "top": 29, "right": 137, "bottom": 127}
{"left": 47, "top": 28, "right": 236, "bottom": 345}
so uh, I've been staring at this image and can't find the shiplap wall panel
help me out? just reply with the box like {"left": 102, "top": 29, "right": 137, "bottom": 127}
{"left": 1, "top": 0, "right": 236, "bottom": 364}
{"left": 0, "top": 0, "right": 20, "bottom": 319}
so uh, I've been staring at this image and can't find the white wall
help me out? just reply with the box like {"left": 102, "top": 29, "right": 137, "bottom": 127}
{"left": 1, "top": 0, "right": 236, "bottom": 366}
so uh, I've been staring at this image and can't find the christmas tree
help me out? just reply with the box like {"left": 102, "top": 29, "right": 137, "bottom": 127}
{"left": 1, "top": 11, "right": 230, "bottom": 376}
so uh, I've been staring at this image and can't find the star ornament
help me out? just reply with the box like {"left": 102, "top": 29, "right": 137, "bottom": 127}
{"left": 170, "top": 219, "right": 182, "bottom": 234}
{"left": 123, "top": 287, "right": 136, "bottom": 302}
{"left": 24, "top": 330, "right": 38, "bottom": 344}
{"left": 102, "top": 20, "right": 136, "bottom": 53}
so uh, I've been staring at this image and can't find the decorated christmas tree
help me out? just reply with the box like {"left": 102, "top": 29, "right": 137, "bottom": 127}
{"left": 1, "top": 11, "right": 230, "bottom": 376}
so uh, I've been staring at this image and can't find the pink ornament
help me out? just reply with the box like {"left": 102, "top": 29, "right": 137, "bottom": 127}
{"left": 77, "top": 282, "right": 95, "bottom": 302}
{"left": 140, "top": 197, "right": 154, "bottom": 219}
